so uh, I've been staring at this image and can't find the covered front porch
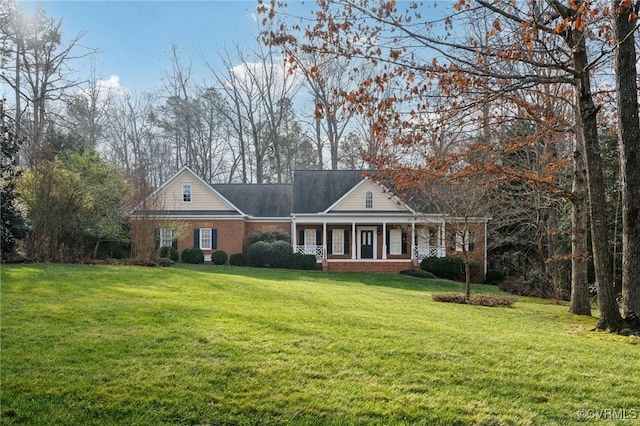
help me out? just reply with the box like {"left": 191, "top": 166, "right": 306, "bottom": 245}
{"left": 291, "top": 214, "right": 447, "bottom": 271}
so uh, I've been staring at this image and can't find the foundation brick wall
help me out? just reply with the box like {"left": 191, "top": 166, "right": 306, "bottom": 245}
{"left": 325, "top": 261, "right": 414, "bottom": 273}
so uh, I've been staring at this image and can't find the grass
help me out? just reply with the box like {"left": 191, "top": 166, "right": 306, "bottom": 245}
{"left": 1, "top": 263, "right": 639, "bottom": 425}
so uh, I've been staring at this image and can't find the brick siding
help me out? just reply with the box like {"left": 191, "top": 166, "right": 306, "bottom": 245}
{"left": 325, "top": 261, "right": 415, "bottom": 273}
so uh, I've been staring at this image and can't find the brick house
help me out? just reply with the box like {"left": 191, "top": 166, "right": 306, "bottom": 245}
{"left": 131, "top": 166, "right": 489, "bottom": 276}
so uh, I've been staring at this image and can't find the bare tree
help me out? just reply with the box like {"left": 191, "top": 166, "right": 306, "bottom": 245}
{"left": 0, "top": 3, "right": 91, "bottom": 165}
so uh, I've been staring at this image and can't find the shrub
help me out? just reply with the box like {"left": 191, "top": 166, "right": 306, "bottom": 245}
{"left": 211, "top": 250, "right": 228, "bottom": 265}
{"left": 159, "top": 246, "right": 178, "bottom": 262}
{"left": 399, "top": 269, "right": 436, "bottom": 279}
{"left": 432, "top": 293, "right": 517, "bottom": 307}
{"left": 469, "top": 295, "right": 517, "bottom": 307}
{"left": 270, "top": 240, "right": 293, "bottom": 269}
{"left": 246, "top": 229, "right": 290, "bottom": 246}
{"left": 248, "top": 241, "right": 271, "bottom": 267}
{"left": 432, "top": 293, "right": 467, "bottom": 304}
{"left": 420, "top": 257, "right": 464, "bottom": 281}
{"left": 158, "top": 257, "right": 174, "bottom": 267}
{"left": 229, "top": 253, "right": 246, "bottom": 266}
{"left": 291, "top": 253, "right": 317, "bottom": 270}
{"left": 485, "top": 269, "right": 506, "bottom": 285}
{"left": 181, "top": 247, "right": 204, "bottom": 264}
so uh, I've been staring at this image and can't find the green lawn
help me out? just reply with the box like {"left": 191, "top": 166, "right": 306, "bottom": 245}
{"left": 1, "top": 264, "right": 638, "bottom": 425}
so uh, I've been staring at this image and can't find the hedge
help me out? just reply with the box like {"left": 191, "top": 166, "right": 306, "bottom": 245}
{"left": 181, "top": 247, "right": 205, "bottom": 264}
{"left": 229, "top": 253, "right": 246, "bottom": 266}
{"left": 211, "top": 250, "right": 228, "bottom": 265}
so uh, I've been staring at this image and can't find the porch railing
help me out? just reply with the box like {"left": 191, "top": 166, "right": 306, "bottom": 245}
{"left": 414, "top": 246, "right": 446, "bottom": 260}
{"left": 295, "top": 245, "right": 325, "bottom": 260}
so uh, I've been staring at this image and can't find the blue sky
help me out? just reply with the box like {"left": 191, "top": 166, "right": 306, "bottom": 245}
{"left": 22, "top": 1, "right": 271, "bottom": 92}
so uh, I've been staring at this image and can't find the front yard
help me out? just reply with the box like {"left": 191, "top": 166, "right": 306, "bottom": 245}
{"left": 1, "top": 264, "right": 638, "bottom": 425}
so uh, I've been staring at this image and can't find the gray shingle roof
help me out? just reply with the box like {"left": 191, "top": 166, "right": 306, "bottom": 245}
{"left": 212, "top": 184, "right": 293, "bottom": 218}
{"left": 292, "top": 170, "right": 369, "bottom": 213}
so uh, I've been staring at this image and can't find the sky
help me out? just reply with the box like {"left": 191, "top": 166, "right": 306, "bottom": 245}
{"left": 19, "top": 0, "right": 278, "bottom": 93}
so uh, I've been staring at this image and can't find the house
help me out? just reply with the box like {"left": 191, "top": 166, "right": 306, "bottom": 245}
{"left": 131, "top": 166, "right": 489, "bottom": 277}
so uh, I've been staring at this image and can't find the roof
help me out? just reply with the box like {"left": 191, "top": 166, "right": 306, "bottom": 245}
{"left": 212, "top": 184, "right": 293, "bottom": 218}
{"left": 292, "top": 170, "right": 368, "bottom": 213}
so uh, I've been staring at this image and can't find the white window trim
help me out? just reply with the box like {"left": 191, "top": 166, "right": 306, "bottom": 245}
{"left": 454, "top": 231, "right": 464, "bottom": 252}
{"left": 200, "top": 228, "right": 212, "bottom": 250}
{"left": 160, "top": 228, "right": 173, "bottom": 248}
{"left": 365, "top": 191, "right": 373, "bottom": 209}
{"left": 454, "top": 230, "right": 473, "bottom": 252}
{"left": 332, "top": 229, "right": 344, "bottom": 255}
{"left": 304, "top": 229, "right": 316, "bottom": 247}
{"left": 182, "top": 182, "right": 192, "bottom": 203}
{"left": 389, "top": 229, "right": 402, "bottom": 255}
{"left": 466, "top": 231, "right": 474, "bottom": 252}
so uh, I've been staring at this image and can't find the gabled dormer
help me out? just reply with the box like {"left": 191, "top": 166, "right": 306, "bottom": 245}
{"left": 325, "top": 178, "right": 414, "bottom": 213}
{"left": 133, "top": 166, "right": 243, "bottom": 216}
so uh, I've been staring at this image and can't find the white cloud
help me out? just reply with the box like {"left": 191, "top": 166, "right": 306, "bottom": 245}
{"left": 76, "top": 75, "right": 129, "bottom": 102}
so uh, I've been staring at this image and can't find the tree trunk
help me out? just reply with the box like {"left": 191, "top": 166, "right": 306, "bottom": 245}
{"left": 93, "top": 236, "right": 101, "bottom": 259}
{"left": 570, "top": 119, "right": 591, "bottom": 316}
{"left": 464, "top": 258, "right": 471, "bottom": 302}
{"left": 613, "top": 0, "right": 640, "bottom": 323}
{"left": 573, "top": 41, "right": 623, "bottom": 331}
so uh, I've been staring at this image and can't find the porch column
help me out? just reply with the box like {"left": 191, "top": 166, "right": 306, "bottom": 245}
{"left": 323, "top": 222, "right": 327, "bottom": 260}
{"left": 352, "top": 222, "right": 357, "bottom": 259}
{"left": 382, "top": 222, "right": 387, "bottom": 260}
{"left": 291, "top": 216, "right": 297, "bottom": 252}
{"left": 411, "top": 220, "right": 416, "bottom": 260}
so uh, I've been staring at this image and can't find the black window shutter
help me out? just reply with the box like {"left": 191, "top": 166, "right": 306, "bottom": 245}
{"left": 194, "top": 229, "right": 200, "bottom": 248}
{"left": 328, "top": 230, "right": 333, "bottom": 254}
{"left": 386, "top": 230, "right": 390, "bottom": 254}
{"left": 153, "top": 228, "right": 160, "bottom": 249}
{"left": 299, "top": 230, "right": 304, "bottom": 245}
{"left": 402, "top": 232, "right": 408, "bottom": 255}
{"left": 212, "top": 229, "right": 218, "bottom": 249}
{"left": 344, "top": 230, "right": 350, "bottom": 254}
{"left": 171, "top": 237, "right": 177, "bottom": 249}
{"left": 315, "top": 230, "right": 321, "bottom": 245}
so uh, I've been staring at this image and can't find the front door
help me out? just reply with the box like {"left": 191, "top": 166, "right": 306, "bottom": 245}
{"left": 361, "top": 230, "right": 374, "bottom": 259}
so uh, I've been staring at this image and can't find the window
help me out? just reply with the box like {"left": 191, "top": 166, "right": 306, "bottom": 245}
{"left": 467, "top": 231, "right": 475, "bottom": 251}
{"left": 304, "top": 229, "right": 316, "bottom": 247}
{"left": 389, "top": 229, "right": 402, "bottom": 255}
{"left": 332, "top": 229, "right": 344, "bottom": 255}
{"left": 182, "top": 183, "right": 192, "bottom": 203}
{"left": 365, "top": 191, "right": 373, "bottom": 209}
{"left": 195, "top": 228, "right": 217, "bottom": 249}
{"left": 451, "top": 230, "right": 474, "bottom": 252}
{"left": 160, "top": 228, "right": 173, "bottom": 247}
{"left": 200, "top": 228, "right": 212, "bottom": 250}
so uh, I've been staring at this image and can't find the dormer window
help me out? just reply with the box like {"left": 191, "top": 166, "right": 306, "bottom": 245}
{"left": 182, "top": 183, "right": 192, "bottom": 203}
{"left": 365, "top": 191, "right": 373, "bottom": 209}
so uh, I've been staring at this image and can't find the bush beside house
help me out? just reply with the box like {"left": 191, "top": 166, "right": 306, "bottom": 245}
{"left": 248, "top": 241, "right": 316, "bottom": 270}
{"left": 159, "top": 247, "right": 179, "bottom": 262}
{"left": 181, "top": 247, "right": 205, "bottom": 264}
{"left": 291, "top": 253, "right": 317, "bottom": 270}
{"left": 420, "top": 257, "right": 464, "bottom": 281}
{"left": 211, "top": 250, "right": 228, "bottom": 265}
{"left": 229, "top": 253, "right": 246, "bottom": 266}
